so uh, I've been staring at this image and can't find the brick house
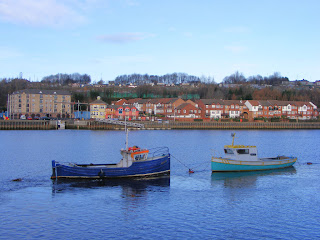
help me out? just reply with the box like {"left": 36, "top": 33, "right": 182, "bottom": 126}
{"left": 196, "top": 99, "right": 246, "bottom": 119}
{"left": 195, "top": 99, "right": 223, "bottom": 119}
{"left": 174, "top": 103, "right": 201, "bottom": 119}
{"left": 105, "top": 105, "right": 139, "bottom": 120}
{"left": 245, "top": 100, "right": 318, "bottom": 120}
{"left": 223, "top": 100, "right": 247, "bottom": 119}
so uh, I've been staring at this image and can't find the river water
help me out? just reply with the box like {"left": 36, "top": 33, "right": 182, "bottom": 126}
{"left": 0, "top": 129, "right": 320, "bottom": 240}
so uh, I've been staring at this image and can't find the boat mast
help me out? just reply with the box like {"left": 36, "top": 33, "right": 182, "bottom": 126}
{"left": 231, "top": 133, "right": 236, "bottom": 146}
{"left": 125, "top": 117, "right": 129, "bottom": 150}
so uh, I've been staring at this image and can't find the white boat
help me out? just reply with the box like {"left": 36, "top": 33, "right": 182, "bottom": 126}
{"left": 211, "top": 133, "right": 297, "bottom": 172}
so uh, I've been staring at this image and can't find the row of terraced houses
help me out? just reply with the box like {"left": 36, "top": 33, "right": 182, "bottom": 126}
{"left": 90, "top": 97, "right": 319, "bottom": 121}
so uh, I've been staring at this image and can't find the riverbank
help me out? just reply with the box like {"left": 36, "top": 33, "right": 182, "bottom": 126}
{"left": 1, "top": 120, "right": 320, "bottom": 130}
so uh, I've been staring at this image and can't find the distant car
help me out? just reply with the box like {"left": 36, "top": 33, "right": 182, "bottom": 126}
{"left": 40, "top": 117, "right": 51, "bottom": 120}
{"left": 27, "top": 116, "right": 33, "bottom": 120}
{"left": 34, "top": 116, "right": 40, "bottom": 120}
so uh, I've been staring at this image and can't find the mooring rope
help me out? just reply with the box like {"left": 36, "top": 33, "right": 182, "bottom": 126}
{"left": 171, "top": 154, "right": 210, "bottom": 173}
{"left": 171, "top": 154, "right": 190, "bottom": 170}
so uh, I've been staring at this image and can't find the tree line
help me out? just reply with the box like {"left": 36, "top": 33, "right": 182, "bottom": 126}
{"left": 223, "top": 71, "right": 289, "bottom": 86}
{"left": 41, "top": 73, "right": 91, "bottom": 85}
{"left": 114, "top": 73, "right": 203, "bottom": 85}
{"left": 1, "top": 71, "right": 319, "bottom": 112}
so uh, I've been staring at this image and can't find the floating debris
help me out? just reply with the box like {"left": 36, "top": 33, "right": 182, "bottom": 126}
{"left": 12, "top": 178, "right": 22, "bottom": 182}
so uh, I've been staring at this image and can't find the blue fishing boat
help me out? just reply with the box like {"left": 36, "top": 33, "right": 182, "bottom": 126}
{"left": 51, "top": 123, "right": 170, "bottom": 179}
{"left": 211, "top": 133, "right": 297, "bottom": 172}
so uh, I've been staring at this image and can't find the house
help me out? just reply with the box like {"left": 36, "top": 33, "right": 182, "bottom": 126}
{"left": 223, "top": 100, "right": 247, "bottom": 119}
{"left": 105, "top": 105, "right": 139, "bottom": 120}
{"left": 131, "top": 99, "right": 150, "bottom": 113}
{"left": 90, "top": 96, "right": 107, "bottom": 119}
{"left": 153, "top": 98, "right": 185, "bottom": 118}
{"left": 245, "top": 100, "right": 317, "bottom": 120}
{"left": 174, "top": 103, "right": 201, "bottom": 119}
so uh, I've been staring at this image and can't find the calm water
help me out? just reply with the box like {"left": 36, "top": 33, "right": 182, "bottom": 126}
{"left": 0, "top": 129, "right": 320, "bottom": 240}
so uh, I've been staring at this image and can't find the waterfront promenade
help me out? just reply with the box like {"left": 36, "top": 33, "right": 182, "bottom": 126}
{"left": 1, "top": 120, "right": 320, "bottom": 130}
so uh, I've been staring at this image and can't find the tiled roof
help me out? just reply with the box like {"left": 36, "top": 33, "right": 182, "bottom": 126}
{"left": 90, "top": 99, "right": 106, "bottom": 105}
{"left": 223, "top": 100, "right": 245, "bottom": 106}
{"left": 176, "top": 103, "right": 198, "bottom": 110}
{"left": 199, "top": 99, "right": 225, "bottom": 105}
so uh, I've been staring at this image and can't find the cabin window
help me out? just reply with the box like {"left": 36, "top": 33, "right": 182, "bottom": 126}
{"left": 135, "top": 154, "right": 146, "bottom": 161}
{"left": 237, "top": 149, "right": 249, "bottom": 154}
{"left": 224, "top": 149, "right": 234, "bottom": 154}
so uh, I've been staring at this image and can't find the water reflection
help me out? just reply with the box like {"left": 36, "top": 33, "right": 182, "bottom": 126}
{"left": 211, "top": 167, "right": 297, "bottom": 188}
{"left": 52, "top": 176, "right": 170, "bottom": 196}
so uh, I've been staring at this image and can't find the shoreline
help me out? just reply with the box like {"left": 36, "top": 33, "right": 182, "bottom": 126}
{"left": 1, "top": 120, "right": 320, "bottom": 130}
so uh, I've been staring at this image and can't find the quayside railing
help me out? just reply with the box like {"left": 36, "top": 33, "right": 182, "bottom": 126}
{"left": 96, "top": 119, "right": 144, "bottom": 128}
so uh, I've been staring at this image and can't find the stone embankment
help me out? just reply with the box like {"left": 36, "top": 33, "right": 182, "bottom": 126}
{"left": 1, "top": 120, "right": 320, "bottom": 130}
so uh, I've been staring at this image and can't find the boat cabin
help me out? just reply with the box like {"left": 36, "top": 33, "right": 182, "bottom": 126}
{"left": 118, "top": 146, "right": 150, "bottom": 167}
{"left": 224, "top": 145, "right": 258, "bottom": 161}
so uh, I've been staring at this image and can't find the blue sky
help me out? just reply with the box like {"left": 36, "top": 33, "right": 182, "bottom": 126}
{"left": 1, "top": 0, "right": 319, "bottom": 83}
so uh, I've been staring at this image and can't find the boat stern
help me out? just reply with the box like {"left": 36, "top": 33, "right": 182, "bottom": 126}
{"left": 51, "top": 160, "right": 57, "bottom": 179}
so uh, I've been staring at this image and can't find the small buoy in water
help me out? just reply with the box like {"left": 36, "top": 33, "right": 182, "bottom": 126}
{"left": 189, "top": 169, "right": 194, "bottom": 174}
{"left": 12, "top": 178, "right": 22, "bottom": 182}
{"left": 307, "top": 162, "right": 312, "bottom": 165}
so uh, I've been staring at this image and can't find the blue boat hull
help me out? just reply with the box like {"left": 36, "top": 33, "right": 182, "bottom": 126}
{"left": 211, "top": 157, "right": 297, "bottom": 172}
{"left": 52, "top": 155, "right": 170, "bottom": 179}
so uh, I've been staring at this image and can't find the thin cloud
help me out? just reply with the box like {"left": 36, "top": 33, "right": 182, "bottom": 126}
{"left": 97, "top": 32, "right": 155, "bottom": 44}
{"left": 0, "top": 0, "right": 85, "bottom": 27}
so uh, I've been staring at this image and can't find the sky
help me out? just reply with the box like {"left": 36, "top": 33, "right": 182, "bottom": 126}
{"left": 0, "top": 0, "right": 319, "bottom": 83}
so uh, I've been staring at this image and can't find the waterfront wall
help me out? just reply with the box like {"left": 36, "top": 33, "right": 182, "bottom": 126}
{"left": 1, "top": 120, "right": 320, "bottom": 130}
{"left": 0, "top": 120, "right": 54, "bottom": 130}
{"left": 142, "top": 121, "right": 320, "bottom": 129}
